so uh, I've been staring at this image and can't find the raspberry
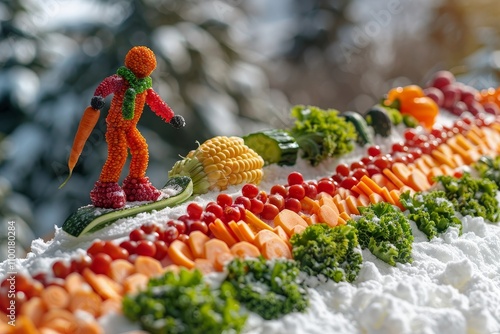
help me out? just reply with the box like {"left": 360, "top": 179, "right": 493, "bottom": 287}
{"left": 122, "top": 176, "right": 161, "bottom": 202}
{"left": 90, "top": 181, "right": 126, "bottom": 208}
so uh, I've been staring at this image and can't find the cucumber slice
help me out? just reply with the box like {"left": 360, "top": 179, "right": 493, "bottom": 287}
{"left": 243, "top": 129, "right": 299, "bottom": 166}
{"left": 62, "top": 176, "right": 193, "bottom": 237}
{"left": 341, "top": 111, "right": 373, "bottom": 146}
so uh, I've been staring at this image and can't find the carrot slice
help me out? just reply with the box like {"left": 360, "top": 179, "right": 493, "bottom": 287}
{"left": 356, "top": 193, "right": 370, "bottom": 207}
{"left": 168, "top": 240, "right": 195, "bottom": 269}
{"left": 383, "top": 168, "right": 406, "bottom": 189}
{"left": 408, "top": 169, "right": 431, "bottom": 192}
{"left": 437, "top": 143, "right": 454, "bottom": 157}
{"left": 65, "top": 272, "right": 90, "bottom": 295}
{"left": 420, "top": 154, "right": 438, "bottom": 168}
{"left": 380, "top": 187, "right": 395, "bottom": 205}
{"left": 440, "top": 164, "right": 454, "bottom": 176}
{"left": 360, "top": 175, "right": 383, "bottom": 194}
{"left": 205, "top": 239, "right": 232, "bottom": 267}
{"left": 318, "top": 193, "right": 339, "bottom": 215}
{"left": 370, "top": 173, "right": 397, "bottom": 191}
{"left": 194, "top": 258, "right": 216, "bottom": 275}
{"left": 390, "top": 189, "right": 403, "bottom": 209}
{"left": 345, "top": 196, "right": 360, "bottom": 215}
{"left": 41, "top": 285, "right": 70, "bottom": 310}
{"left": 431, "top": 150, "right": 456, "bottom": 168}
{"left": 254, "top": 229, "right": 281, "bottom": 250}
{"left": 350, "top": 184, "right": 364, "bottom": 197}
{"left": 300, "top": 196, "right": 320, "bottom": 214}
{"left": 123, "top": 273, "right": 149, "bottom": 295}
{"left": 20, "top": 297, "right": 46, "bottom": 327}
{"left": 82, "top": 268, "right": 123, "bottom": 300}
{"left": 68, "top": 289, "right": 102, "bottom": 317}
{"left": 39, "top": 328, "right": 62, "bottom": 334}
{"left": 427, "top": 166, "right": 443, "bottom": 184}
{"left": 214, "top": 252, "right": 235, "bottom": 272}
{"left": 209, "top": 219, "right": 238, "bottom": 247}
{"left": 164, "top": 264, "right": 180, "bottom": 274}
{"left": 74, "top": 316, "right": 102, "bottom": 334}
{"left": 100, "top": 298, "right": 122, "bottom": 315}
{"left": 414, "top": 158, "right": 431, "bottom": 176}
{"left": 369, "top": 193, "right": 385, "bottom": 204}
{"left": 452, "top": 153, "right": 465, "bottom": 167}
{"left": 391, "top": 162, "right": 412, "bottom": 185}
{"left": 135, "top": 256, "right": 164, "bottom": 277}
{"left": 273, "top": 225, "right": 291, "bottom": 246}
{"left": 228, "top": 220, "right": 245, "bottom": 243}
{"left": 339, "top": 211, "right": 351, "bottom": 222}
{"left": 14, "top": 316, "right": 38, "bottom": 334}
{"left": 337, "top": 216, "right": 347, "bottom": 226}
{"left": 41, "top": 309, "right": 78, "bottom": 334}
{"left": 187, "top": 230, "right": 210, "bottom": 259}
{"left": 336, "top": 188, "right": 354, "bottom": 199}
{"left": 110, "top": 259, "right": 136, "bottom": 284}
{"left": 236, "top": 221, "right": 256, "bottom": 243}
{"left": 244, "top": 210, "right": 274, "bottom": 232}
{"left": 230, "top": 241, "right": 261, "bottom": 259}
{"left": 262, "top": 238, "right": 292, "bottom": 260}
{"left": 455, "top": 133, "right": 474, "bottom": 150}
{"left": 274, "top": 209, "right": 308, "bottom": 235}
{"left": 356, "top": 181, "right": 374, "bottom": 197}
{"left": 291, "top": 224, "right": 306, "bottom": 235}
{"left": 317, "top": 205, "right": 339, "bottom": 227}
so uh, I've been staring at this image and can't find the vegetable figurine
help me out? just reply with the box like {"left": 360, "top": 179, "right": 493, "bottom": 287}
{"left": 63, "top": 46, "right": 185, "bottom": 208}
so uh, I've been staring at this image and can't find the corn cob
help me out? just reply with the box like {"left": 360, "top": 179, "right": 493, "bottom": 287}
{"left": 168, "top": 136, "right": 265, "bottom": 195}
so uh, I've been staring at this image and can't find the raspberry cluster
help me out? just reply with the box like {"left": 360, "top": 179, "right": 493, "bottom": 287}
{"left": 122, "top": 176, "right": 161, "bottom": 202}
{"left": 90, "top": 181, "right": 126, "bottom": 209}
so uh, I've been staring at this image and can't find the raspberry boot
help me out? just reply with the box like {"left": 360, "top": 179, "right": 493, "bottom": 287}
{"left": 122, "top": 176, "right": 161, "bottom": 202}
{"left": 90, "top": 181, "right": 126, "bottom": 209}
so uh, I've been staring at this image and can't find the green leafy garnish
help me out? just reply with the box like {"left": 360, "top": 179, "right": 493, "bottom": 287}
{"left": 289, "top": 105, "right": 357, "bottom": 166}
{"left": 225, "top": 256, "right": 309, "bottom": 320}
{"left": 350, "top": 202, "right": 413, "bottom": 266}
{"left": 436, "top": 173, "right": 500, "bottom": 223}
{"left": 290, "top": 224, "right": 363, "bottom": 283}
{"left": 400, "top": 191, "right": 462, "bottom": 240}
{"left": 123, "top": 268, "right": 247, "bottom": 334}
{"left": 473, "top": 156, "right": 500, "bottom": 188}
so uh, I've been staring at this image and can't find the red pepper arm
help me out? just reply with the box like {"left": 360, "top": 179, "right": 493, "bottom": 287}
{"left": 94, "top": 74, "right": 123, "bottom": 98}
{"left": 145, "top": 88, "right": 175, "bottom": 123}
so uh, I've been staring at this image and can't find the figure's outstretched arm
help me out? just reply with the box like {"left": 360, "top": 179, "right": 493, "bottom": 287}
{"left": 146, "top": 88, "right": 185, "bottom": 128}
{"left": 91, "top": 75, "right": 124, "bottom": 110}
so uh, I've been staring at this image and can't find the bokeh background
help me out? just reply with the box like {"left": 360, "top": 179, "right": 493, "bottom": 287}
{"left": 1, "top": 0, "right": 500, "bottom": 257}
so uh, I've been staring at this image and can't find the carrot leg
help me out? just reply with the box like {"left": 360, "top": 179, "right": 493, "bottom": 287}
{"left": 126, "top": 127, "right": 149, "bottom": 179}
{"left": 99, "top": 128, "right": 128, "bottom": 183}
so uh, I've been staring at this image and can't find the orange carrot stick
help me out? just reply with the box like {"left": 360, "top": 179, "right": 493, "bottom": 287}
{"left": 59, "top": 106, "right": 100, "bottom": 188}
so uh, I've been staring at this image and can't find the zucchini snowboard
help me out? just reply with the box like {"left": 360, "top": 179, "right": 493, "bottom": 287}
{"left": 62, "top": 176, "right": 193, "bottom": 237}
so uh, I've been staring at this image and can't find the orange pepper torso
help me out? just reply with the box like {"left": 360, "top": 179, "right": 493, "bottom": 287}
{"left": 106, "top": 83, "right": 147, "bottom": 129}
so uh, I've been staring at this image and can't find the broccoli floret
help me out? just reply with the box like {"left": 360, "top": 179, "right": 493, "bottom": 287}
{"left": 350, "top": 202, "right": 413, "bottom": 266}
{"left": 400, "top": 190, "right": 462, "bottom": 240}
{"left": 290, "top": 224, "right": 363, "bottom": 283}
{"left": 123, "top": 268, "right": 247, "bottom": 334}
{"left": 289, "top": 105, "right": 357, "bottom": 166}
{"left": 474, "top": 156, "right": 500, "bottom": 188}
{"left": 437, "top": 173, "right": 500, "bottom": 223}
{"left": 225, "top": 256, "right": 308, "bottom": 320}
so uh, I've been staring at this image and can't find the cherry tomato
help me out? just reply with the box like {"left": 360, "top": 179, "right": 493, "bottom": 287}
{"left": 317, "top": 180, "right": 335, "bottom": 195}
{"left": 270, "top": 184, "right": 287, "bottom": 197}
{"left": 350, "top": 161, "right": 365, "bottom": 171}
{"left": 163, "top": 227, "right": 180, "bottom": 243}
{"left": 352, "top": 168, "right": 368, "bottom": 181}
{"left": 89, "top": 253, "right": 112, "bottom": 275}
{"left": 361, "top": 156, "right": 373, "bottom": 166}
{"left": 285, "top": 198, "right": 301, "bottom": 213}
{"left": 136, "top": 240, "right": 157, "bottom": 257}
{"left": 52, "top": 260, "right": 71, "bottom": 279}
{"left": 261, "top": 203, "right": 279, "bottom": 220}
{"left": 205, "top": 202, "right": 224, "bottom": 218}
{"left": 154, "top": 241, "right": 169, "bottom": 261}
{"left": 201, "top": 212, "right": 217, "bottom": 225}
{"left": 336, "top": 163, "right": 350, "bottom": 177}
{"left": 103, "top": 241, "right": 129, "bottom": 260}
{"left": 119, "top": 240, "right": 137, "bottom": 255}
{"left": 304, "top": 183, "right": 318, "bottom": 199}
{"left": 391, "top": 142, "right": 408, "bottom": 153}
{"left": 177, "top": 234, "right": 190, "bottom": 243}
{"left": 367, "top": 145, "right": 382, "bottom": 157}
{"left": 129, "top": 229, "right": 146, "bottom": 241}
{"left": 216, "top": 193, "right": 233, "bottom": 207}
{"left": 373, "top": 156, "right": 391, "bottom": 170}
{"left": 287, "top": 172, "right": 304, "bottom": 185}
{"left": 223, "top": 205, "right": 241, "bottom": 223}
{"left": 340, "top": 177, "right": 358, "bottom": 190}
{"left": 332, "top": 174, "right": 344, "bottom": 184}
{"left": 87, "top": 240, "right": 106, "bottom": 256}
{"left": 288, "top": 184, "right": 305, "bottom": 200}
{"left": 189, "top": 220, "right": 209, "bottom": 234}
{"left": 167, "top": 220, "right": 186, "bottom": 235}
{"left": 403, "top": 128, "right": 418, "bottom": 142}
{"left": 366, "top": 165, "right": 381, "bottom": 177}
{"left": 234, "top": 196, "right": 251, "bottom": 210}
{"left": 186, "top": 202, "right": 204, "bottom": 220}
{"left": 268, "top": 194, "right": 285, "bottom": 211}
{"left": 140, "top": 223, "right": 157, "bottom": 234}
{"left": 241, "top": 183, "right": 259, "bottom": 199}
{"left": 250, "top": 198, "right": 264, "bottom": 214}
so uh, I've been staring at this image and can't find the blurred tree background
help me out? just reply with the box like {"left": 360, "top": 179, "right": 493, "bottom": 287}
{"left": 1, "top": 0, "right": 500, "bottom": 255}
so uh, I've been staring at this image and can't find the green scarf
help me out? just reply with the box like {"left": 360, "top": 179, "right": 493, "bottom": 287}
{"left": 116, "top": 66, "right": 153, "bottom": 120}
